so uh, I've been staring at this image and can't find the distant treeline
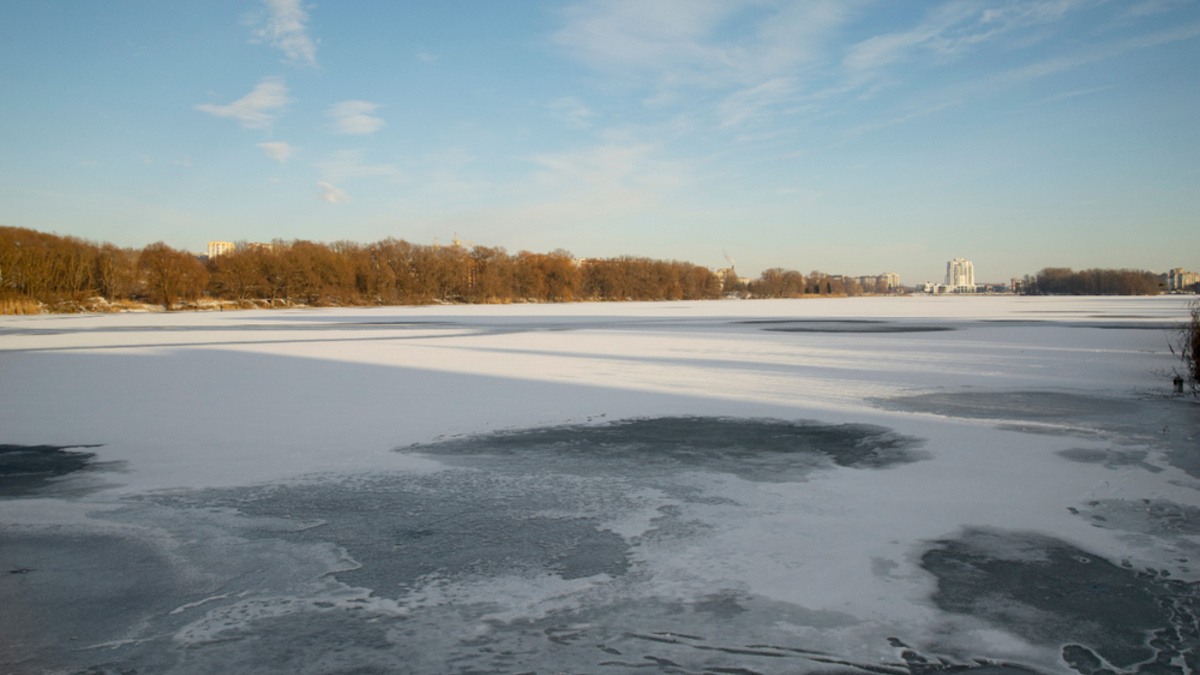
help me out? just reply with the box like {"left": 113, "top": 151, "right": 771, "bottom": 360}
{"left": 0, "top": 226, "right": 732, "bottom": 311}
{"left": 2, "top": 225, "right": 1170, "bottom": 313}
{"left": 1022, "top": 267, "right": 1163, "bottom": 296}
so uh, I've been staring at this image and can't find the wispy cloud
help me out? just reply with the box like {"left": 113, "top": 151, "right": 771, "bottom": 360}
{"left": 844, "top": 1, "right": 1052, "bottom": 75}
{"left": 843, "top": 0, "right": 1093, "bottom": 75}
{"left": 529, "top": 140, "right": 686, "bottom": 195}
{"left": 555, "top": 0, "right": 856, "bottom": 89}
{"left": 826, "top": 7, "right": 1200, "bottom": 141}
{"left": 1124, "top": 0, "right": 1193, "bottom": 18}
{"left": 314, "top": 150, "right": 402, "bottom": 183}
{"left": 551, "top": 0, "right": 1199, "bottom": 151}
{"left": 986, "top": 21, "right": 1200, "bottom": 89}
{"left": 173, "top": 156, "right": 192, "bottom": 167}
{"left": 257, "top": 141, "right": 294, "bottom": 162}
{"left": 327, "top": 101, "right": 385, "bottom": 135}
{"left": 416, "top": 51, "right": 438, "bottom": 63}
{"left": 195, "top": 78, "right": 291, "bottom": 130}
{"left": 442, "top": 141, "right": 691, "bottom": 239}
{"left": 1032, "top": 84, "right": 1116, "bottom": 105}
{"left": 252, "top": 0, "right": 317, "bottom": 66}
{"left": 547, "top": 97, "right": 597, "bottom": 129}
{"left": 317, "top": 181, "right": 350, "bottom": 204}
{"left": 844, "top": 99, "right": 963, "bottom": 138}
{"left": 553, "top": 0, "right": 859, "bottom": 133}
{"left": 717, "top": 78, "right": 795, "bottom": 128}
{"left": 554, "top": 0, "right": 733, "bottom": 76}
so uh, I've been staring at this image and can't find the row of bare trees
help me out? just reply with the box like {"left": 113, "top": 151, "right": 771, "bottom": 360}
{"left": 204, "top": 240, "right": 726, "bottom": 305}
{"left": 0, "top": 227, "right": 208, "bottom": 309}
{"left": 0, "top": 226, "right": 726, "bottom": 309}
{"left": 745, "top": 268, "right": 879, "bottom": 298}
{"left": 1023, "top": 268, "right": 1163, "bottom": 295}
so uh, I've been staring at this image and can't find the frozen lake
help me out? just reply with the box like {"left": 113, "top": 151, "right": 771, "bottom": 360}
{"left": 1, "top": 296, "right": 1197, "bottom": 674}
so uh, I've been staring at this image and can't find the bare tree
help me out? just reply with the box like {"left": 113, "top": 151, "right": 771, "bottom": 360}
{"left": 139, "top": 242, "right": 207, "bottom": 309}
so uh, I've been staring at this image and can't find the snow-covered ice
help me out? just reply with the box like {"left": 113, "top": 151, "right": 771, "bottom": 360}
{"left": 1, "top": 296, "right": 1197, "bottom": 674}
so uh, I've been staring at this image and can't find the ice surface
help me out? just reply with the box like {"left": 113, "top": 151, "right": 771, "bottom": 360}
{"left": 1, "top": 296, "right": 1198, "bottom": 674}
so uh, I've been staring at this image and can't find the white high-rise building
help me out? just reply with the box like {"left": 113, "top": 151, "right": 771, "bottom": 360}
{"left": 1167, "top": 268, "right": 1199, "bottom": 292}
{"left": 945, "top": 258, "right": 975, "bottom": 292}
{"left": 207, "top": 241, "right": 235, "bottom": 258}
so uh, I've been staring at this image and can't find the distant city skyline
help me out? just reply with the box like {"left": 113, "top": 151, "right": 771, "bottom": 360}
{"left": 1, "top": 1, "right": 1197, "bottom": 284}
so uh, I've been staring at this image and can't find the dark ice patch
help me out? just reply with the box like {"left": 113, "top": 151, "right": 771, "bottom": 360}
{"left": 739, "top": 319, "right": 888, "bottom": 324}
{"left": 0, "top": 444, "right": 115, "bottom": 497}
{"left": 169, "top": 472, "right": 634, "bottom": 594}
{"left": 741, "top": 319, "right": 955, "bottom": 333}
{"left": 873, "top": 392, "right": 1133, "bottom": 422}
{"left": 1056, "top": 448, "right": 1162, "bottom": 473}
{"left": 608, "top": 630, "right": 1042, "bottom": 675}
{"left": 692, "top": 591, "right": 750, "bottom": 619}
{"left": 1072, "top": 499, "right": 1200, "bottom": 537}
{"left": 157, "top": 609, "right": 399, "bottom": 675}
{"left": 1084, "top": 322, "right": 1179, "bottom": 331}
{"left": 0, "top": 529, "right": 182, "bottom": 669}
{"left": 886, "top": 639, "right": 1046, "bottom": 675}
{"left": 994, "top": 423, "right": 1104, "bottom": 438}
{"left": 401, "top": 417, "right": 927, "bottom": 482}
{"left": 871, "top": 557, "right": 900, "bottom": 579}
{"left": 919, "top": 528, "right": 1198, "bottom": 671}
{"left": 765, "top": 325, "right": 956, "bottom": 333}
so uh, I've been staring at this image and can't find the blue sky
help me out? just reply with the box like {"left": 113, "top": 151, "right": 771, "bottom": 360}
{"left": 1, "top": 0, "right": 1197, "bottom": 283}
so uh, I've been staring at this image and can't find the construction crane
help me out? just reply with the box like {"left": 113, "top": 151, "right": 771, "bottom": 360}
{"left": 434, "top": 233, "right": 474, "bottom": 251}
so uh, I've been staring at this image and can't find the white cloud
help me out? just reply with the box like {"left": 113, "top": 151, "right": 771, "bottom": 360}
{"left": 317, "top": 181, "right": 351, "bottom": 204}
{"left": 257, "top": 141, "right": 294, "bottom": 161}
{"left": 268, "top": 177, "right": 282, "bottom": 183}
{"left": 327, "top": 100, "right": 385, "bottom": 135}
{"left": 253, "top": 0, "right": 317, "bottom": 66}
{"left": 416, "top": 52, "right": 438, "bottom": 63}
{"left": 173, "top": 156, "right": 192, "bottom": 167}
{"left": 195, "top": 78, "right": 291, "bottom": 130}
{"left": 314, "top": 150, "right": 402, "bottom": 183}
